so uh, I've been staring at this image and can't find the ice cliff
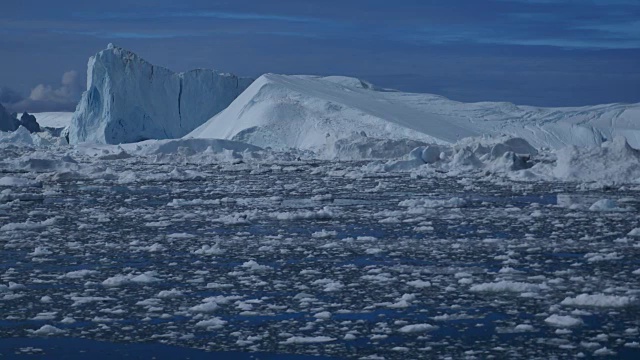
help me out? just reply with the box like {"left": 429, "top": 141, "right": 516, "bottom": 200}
{"left": 69, "top": 44, "right": 253, "bottom": 144}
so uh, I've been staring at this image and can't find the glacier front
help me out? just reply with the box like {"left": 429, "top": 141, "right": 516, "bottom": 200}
{"left": 69, "top": 44, "right": 253, "bottom": 145}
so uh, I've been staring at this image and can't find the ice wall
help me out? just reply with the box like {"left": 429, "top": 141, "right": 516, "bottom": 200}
{"left": 69, "top": 44, "right": 252, "bottom": 144}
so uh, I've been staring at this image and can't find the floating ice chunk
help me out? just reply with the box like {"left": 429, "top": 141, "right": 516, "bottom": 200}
{"left": 145, "top": 221, "right": 172, "bottom": 227}
{"left": 157, "top": 289, "right": 184, "bottom": 298}
{"left": 60, "top": 317, "right": 76, "bottom": 324}
{"left": 513, "top": 324, "right": 536, "bottom": 332}
{"left": 627, "top": 228, "right": 640, "bottom": 236}
{"left": 30, "top": 325, "right": 66, "bottom": 336}
{"left": 193, "top": 244, "right": 224, "bottom": 255}
{"left": 398, "top": 323, "right": 438, "bottom": 333}
{"left": 167, "top": 198, "right": 221, "bottom": 207}
{"left": 0, "top": 126, "right": 34, "bottom": 145}
{"left": 70, "top": 296, "right": 114, "bottom": 307}
{"left": 544, "top": 314, "right": 583, "bottom": 328}
{"left": 421, "top": 145, "right": 444, "bottom": 164}
{"left": 195, "top": 317, "right": 227, "bottom": 329}
{"left": 314, "top": 311, "right": 332, "bottom": 319}
{"left": 343, "top": 333, "right": 357, "bottom": 341}
{"left": 1, "top": 217, "right": 57, "bottom": 232}
{"left": 63, "top": 269, "right": 98, "bottom": 279}
{"left": 407, "top": 280, "right": 432, "bottom": 288}
{"left": 584, "top": 252, "right": 622, "bottom": 262}
{"left": 283, "top": 336, "right": 336, "bottom": 344}
{"left": 102, "top": 275, "right": 132, "bottom": 287}
{"left": 323, "top": 281, "right": 344, "bottom": 292}
{"left": 388, "top": 294, "right": 416, "bottom": 309}
{"left": 469, "top": 281, "right": 548, "bottom": 294}
{"left": 189, "top": 302, "right": 219, "bottom": 313}
{"left": 167, "top": 232, "right": 196, "bottom": 239}
{"left": 589, "top": 199, "right": 630, "bottom": 212}
{"left": 130, "top": 273, "right": 161, "bottom": 284}
{"left": 203, "top": 295, "right": 243, "bottom": 305}
{"left": 142, "top": 243, "right": 165, "bottom": 252}
{"left": 311, "top": 230, "right": 337, "bottom": 238}
{"left": 560, "top": 294, "right": 636, "bottom": 307}
{"left": 498, "top": 267, "right": 524, "bottom": 274}
{"left": 272, "top": 207, "right": 334, "bottom": 221}
{"left": 102, "top": 272, "right": 160, "bottom": 287}
{"left": 0, "top": 176, "right": 41, "bottom": 187}
{"left": 311, "top": 194, "right": 333, "bottom": 201}
{"left": 32, "top": 312, "right": 57, "bottom": 321}
{"left": 8, "top": 282, "right": 26, "bottom": 291}
{"left": 136, "top": 298, "right": 161, "bottom": 307}
{"left": 29, "top": 247, "right": 52, "bottom": 257}
{"left": 593, "top": 347, "right": 616, "bottom": 356}
{"left": 399, "top": 197, "right": 466, "bottom": 208}
{"left": 213, "top": 211, "right": 257, "bottom": 225}
{"left": 240, "top": 260, "right": 271, "bottom": 272}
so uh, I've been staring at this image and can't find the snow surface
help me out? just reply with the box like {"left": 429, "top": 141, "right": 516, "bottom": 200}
{"left": 69, "top": 44, "right": 252, "bottom": 145}
{"left": 189, "top": 73, "right": 640, "bottom": 157}
{"left": 31, "top": 112, "right": 73, "bottom": 129}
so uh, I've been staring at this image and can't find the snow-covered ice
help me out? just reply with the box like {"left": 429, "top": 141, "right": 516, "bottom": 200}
{"left": 189, "top": 73, "right": 640, "bottom": 157}
{"left": 29, "top": 112, "right": 73, "bottom": 129}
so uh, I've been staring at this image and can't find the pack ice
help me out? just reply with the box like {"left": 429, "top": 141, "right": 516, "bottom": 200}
{"left": 68, "top": 44, "right": 253, "bottom": 145}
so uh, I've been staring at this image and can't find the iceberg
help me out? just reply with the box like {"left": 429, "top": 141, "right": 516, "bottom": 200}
{"left": 188, "top": 73, "right": 640, "bottom": 158}
{"left": 552, "top": 136, "right": 640, "bottom": 183}
{"left": 69, "top": 44, "right": 252, "bottom": 144}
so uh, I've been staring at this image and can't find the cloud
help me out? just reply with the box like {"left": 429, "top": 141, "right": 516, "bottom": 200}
{"left": 2, "top": 71, "right": 83, "bottom": 113}
{"left": 74, "top": 10, "right": 328, "bottom": 24}
{"left": 0, "top": 87, "right": 23, "bottom": 105}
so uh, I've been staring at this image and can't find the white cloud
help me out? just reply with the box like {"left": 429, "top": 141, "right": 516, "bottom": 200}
{"left": 5, "top": 70, "right": 83, "bottom": 113}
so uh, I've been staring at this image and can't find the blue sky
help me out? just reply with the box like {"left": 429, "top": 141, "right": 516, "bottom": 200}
{"left": 1, "top": 0, "right": 639, "bottom": 111}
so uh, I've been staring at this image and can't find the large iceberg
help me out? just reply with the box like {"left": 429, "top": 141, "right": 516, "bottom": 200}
{"left": 188, "top": 73, "right": 640, "bottom": 158}
{"left": 69, "top": 44, "right": 253, "bottom": 144}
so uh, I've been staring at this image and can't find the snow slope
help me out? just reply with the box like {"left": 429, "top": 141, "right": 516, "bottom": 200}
{"left": 189, "top": 74, "right": 640, "bottom": 157}
{"left": 69, "top": 44, "right": 253, "bottom": 145}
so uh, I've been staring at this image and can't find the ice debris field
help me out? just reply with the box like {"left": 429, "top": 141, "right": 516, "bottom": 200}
{"left": 0, "top": 45, "right": 639, "bottom": 359}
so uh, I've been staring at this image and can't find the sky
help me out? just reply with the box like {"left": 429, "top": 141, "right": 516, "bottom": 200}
{"left": 0, "top": 0, "right": 639, "bottom": 112}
